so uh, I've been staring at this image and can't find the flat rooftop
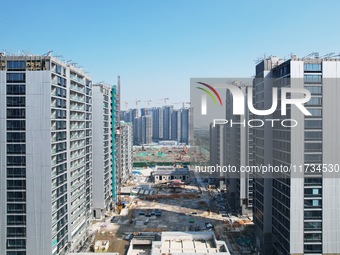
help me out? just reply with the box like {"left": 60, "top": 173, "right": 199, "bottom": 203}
{"left": 153, "top": 166, "right": 190, "bottom": 175}
{"left": 151, "top": 232, "right": 230, "bottom": 255}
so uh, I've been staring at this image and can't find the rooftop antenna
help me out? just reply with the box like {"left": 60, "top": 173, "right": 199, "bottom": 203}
{"left": 303, "top": 52, "right": 319, "bottom": 59}
{"left": 320, "top": 52, "right": 335, "bottom": 59}
{"left": 22, "top": 50, "right": 32, "bottom": 56}
{"left": 43, "top": 50, "right": 53, "bottom": 56}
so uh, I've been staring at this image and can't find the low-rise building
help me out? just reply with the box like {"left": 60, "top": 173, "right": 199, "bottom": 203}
{"left": 152, "top": 166, "right": 190, "bottom": 183}
{"left": 127, "top": 232, "right": 230, "bottom": 255}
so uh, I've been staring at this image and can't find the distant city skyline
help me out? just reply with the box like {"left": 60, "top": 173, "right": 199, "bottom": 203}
{"left": 2, "top": 0, "right": 340, "bottom": 108}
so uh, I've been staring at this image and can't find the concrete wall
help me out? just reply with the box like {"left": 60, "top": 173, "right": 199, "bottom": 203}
{"left": 92, "top": 86, "right": 105, "bottom": 217}
{"left": 321, "top": 61, "right": 340, "bottom": 253}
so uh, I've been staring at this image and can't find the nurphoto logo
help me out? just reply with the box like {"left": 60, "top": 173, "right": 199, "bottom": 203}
{"left": 195, "top": 81, "right": 313, "bottom": 128}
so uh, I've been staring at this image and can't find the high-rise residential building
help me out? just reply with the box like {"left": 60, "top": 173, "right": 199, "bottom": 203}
{"left": 171, "top": 109, "right": 181, "bottom": 141}
{"left": 224, "top": 84, "right": 253, "bottom": 214}
{"left": 119, "top": 122, "right": 133, "bottom": 184}
{"left": 253, "top": 55, "right": 340, "bottom": 254}
{"left": 92, "top": 83, "right": 113, "bottom": 219}
{"left": 180, "top": 107, "right": 191, "bottom": 144}
{"left": 141, "top": 115, "right": 152, "bottom": 144}
{"left": 209, "top": 122, "right": 227, "bottom": 190}
{"left": 111, "top": 84, "right": 119, "bottom": 206}
{"left": 133, "top": 117, "right": 140, "bottom": 144}
{"left": 140, "top": 107, "right": 149, "bottom": 117}
{"left": 162, "top": 105, "right": 173, "bottom": 140}
{"left": 0, "top": 55, "right": 92, "bottom": 255}
{"left": 151, "top": 107, "right": 161, "bottom": 141}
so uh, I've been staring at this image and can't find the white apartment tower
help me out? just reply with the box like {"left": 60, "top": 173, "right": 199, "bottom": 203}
{"left": 92, "top": 84, "right": 112, "bottom": 219}
{"left": 224, "top": 84, "right": 254, "bottom": 214}
{"left": 253, "top": 55, "right": 340, "bottom": 255}
{"left": 0, "top": 55, "right": 93, "bottom": 255}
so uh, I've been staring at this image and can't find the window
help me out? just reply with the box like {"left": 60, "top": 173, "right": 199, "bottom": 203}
{"left": 7, "top": 156, "right": 26, "bottom": 166}
{"left": 56, "top": 121, "right": 66, "bottom": 130}
{"left": 305, "top": 97, "right": 322, "bottom": 106}
{"left": 305, "top": 188, "right": 321, "bottom": 196}
{"left": 304, "top": 221, "right": 322, "bottom": 230}
{"left": 7, "top": 251, "right": 26, "bottom": 255}
{"left": 7, "top": 109, "right": 25, "bottom": 119}
{"left": 304, "top": 244, "right": 322, "bottom": 253}
{"left": 304, "top": 210, "right": 322, "bottom": 219}
{"left": 6, "top": 73, "right": 25, "bottom": 83}
{"left": 56, "top": 65, "right": 61, "bottom": 74}
{"left": 305, "top": 154, "right": 322, "bottom": 163}
{"left": 56, "top": 98, "right": 66, "bottom": 108}
{"left": 305, "top": 131, "right": 322, "bottom": 140}
{"left": 7, "top": 61, "right": 26, "bottom": 71}
{"left": 305, "top": 143, "right": 322, "bottom": 152}
{"left": 7, "top": 180, "right": 26, "bottom": 190}
{"left": 7, "top": 97, "right": 25, "bottom": 107}
{"left": 304, "top": 75, "right": 322, "bottom": 83}
{"left": 7, "top": 132, "right": 26, "bottom": 142}
{"left": 56, "top": 110, "right": 66, "bottom": 119}
{"left": 56, "top": 87, "right": 66, "bottom": 98}
{"left": 304, "top": 199, "right": 321, "bottom": 208}
{"left": 6, "top": 226, "right": 26, "bottom": 236}
{"left": 7, "top": 215, "right": 26, "bottom": 225}
{"left": 56, "top": 142, "right": 67, "bottom": 152}
{"left": 7, "top": 168, "right": 26, "bottom": 178}
{"left": 304, "top": 63, "right": 322, "bottom": 72}
{"left": 305, "top": 86, "right": 322, "bottom": 94}
{"left": 7, "top": 204, "right": 26, "bottom": 214}
{"left": 305, "top": 120, "right": 322, "bottom": 128}
{"left": 304, "top": 233, "right": 322, "bottom": 241}
{"left": 7, "top": 192, "right": 26, "bottom": 202}
{"left": 304, "top": 177, "right": 322, "bottom": 185}
{"left": 307, "top": 109, "right": 322, "bottom": 117}
{"left": 7, "top": 120, "right": 25, "bottom": 131}
{"left": 7, "top": 144, "right": 26, "bottom": 154}
{"left": 7, "top": 239, "right": 26, "bottom": 249}
{"left": 56, "top": 132, "right": 66, "bottom": 141}
{"left": 7, "top": 85, "right": 25, "bottom": 95}
{"left": 57, "top": 76, "right": 66, "bottom": 87}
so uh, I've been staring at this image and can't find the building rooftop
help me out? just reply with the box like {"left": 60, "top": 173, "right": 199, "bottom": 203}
{"left": 127, "top": 232, "right": 230, "bottom": 255}
{"left": 152, "top": 166, "right": 189, "bottom": 176}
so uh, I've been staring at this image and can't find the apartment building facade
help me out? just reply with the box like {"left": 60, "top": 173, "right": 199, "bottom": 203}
{"left": 0, "top": 55, "right": 93, "bottom": 255}
{"left": 253, "top": 55, "right": 340, "bottom": 255}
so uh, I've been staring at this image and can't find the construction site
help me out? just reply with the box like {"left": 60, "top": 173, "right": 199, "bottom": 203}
{"left": 132, "top": 145, "right": 209, "bottom": 167}
{"left": 86, "top": 167, "right": 256, "bottom": 254}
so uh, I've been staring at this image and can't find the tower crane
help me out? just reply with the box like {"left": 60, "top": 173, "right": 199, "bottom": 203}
{"left": 124, "top": 102, "right": 128, "bottom": 110}
{"left": 161, "top": 98, "right": 169, "bottom": 105}
{"left": 145, "top": 100, "right": 152, "bottom": 108}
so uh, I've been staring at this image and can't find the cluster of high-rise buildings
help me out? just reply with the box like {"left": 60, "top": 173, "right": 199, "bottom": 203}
{"left": 121, "top": 105, "right": 191, "bottom": 145}
{"left": 0, "top": 54, "right": 132, "bottom": 255}
{"left": 210, "top": 54, "right": 340, "bottom": 254}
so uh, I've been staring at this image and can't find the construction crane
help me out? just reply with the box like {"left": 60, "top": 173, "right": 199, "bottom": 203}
{"left": 161, "top": 98, "right": 169, "bottom": 105}
{"left": 136, "top": 99, "right": 141, "bottom": 118}
{"left": 145, "top": 100, "right": 152, "bottom": 108}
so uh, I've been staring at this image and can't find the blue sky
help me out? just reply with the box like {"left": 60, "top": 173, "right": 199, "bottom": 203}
{"left": 1, "top": 0, "right": 340, "bottom": 109}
